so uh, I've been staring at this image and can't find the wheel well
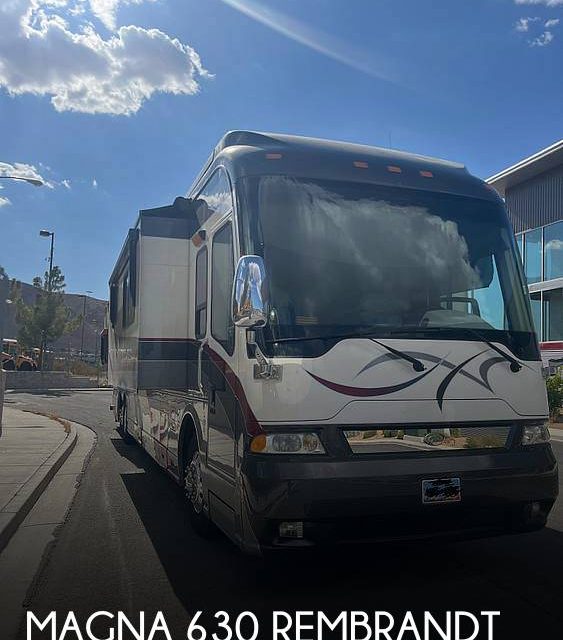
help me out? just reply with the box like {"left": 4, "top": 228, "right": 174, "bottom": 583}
{"left": 178, "top": 414, "right": 198, "bottom": 478}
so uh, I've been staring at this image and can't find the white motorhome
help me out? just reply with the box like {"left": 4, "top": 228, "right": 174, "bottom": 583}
{"left": 105, "top": 131, "right": 557, "bottom": 555}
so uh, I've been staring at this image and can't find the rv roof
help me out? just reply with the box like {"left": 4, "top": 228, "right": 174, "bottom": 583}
{"left": 216, "top": 130, "right": 466, "bottom": 170}
{"left": 188, "top": 130, "right": 472, "bottom": 197}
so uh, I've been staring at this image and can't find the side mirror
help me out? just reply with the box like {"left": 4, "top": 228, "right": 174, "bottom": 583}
{"left": 232, "top": 256, "right": 268, "bottom": 328}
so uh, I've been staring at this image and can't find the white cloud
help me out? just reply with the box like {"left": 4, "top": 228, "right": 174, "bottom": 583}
{"left": 545, "top": 18, "right": 560, "bottom": 26}
{"left": 0, "top": 1, "right": 210, "bottom": 116}
{"left": 62, "top": 179, "right": 71, "bottom": 189}
{"left": 88, "top": 0, "right": 156, "bottom": 31}
{"left": 515, "top": 16, "right": 540, "bottom": 31}
{"left": 0, "top": 196, "right": 12, "bottom": 208}
{"left": 0, "top": 161, "right": 51, "bottom": 187}
{"left": 530, "top": 30, "right": 555, "bottom": 45}
{"left": 515, "top": 0, "right": 563, "bottom": 6}
{"left": 92, "top": 178, "right": 98, "bottom": 188}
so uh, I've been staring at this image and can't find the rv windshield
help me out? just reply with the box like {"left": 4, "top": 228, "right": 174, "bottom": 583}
{"left": 238, "top": 176, "right": 538, "bottom": 359}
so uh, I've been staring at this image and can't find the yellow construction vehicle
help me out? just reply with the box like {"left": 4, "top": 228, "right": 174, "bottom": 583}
{"left": 1, "top": 338, "right": 38, "bottom": 371}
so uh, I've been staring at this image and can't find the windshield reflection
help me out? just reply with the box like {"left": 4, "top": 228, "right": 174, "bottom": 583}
{"left": 239, "top": 176, "right": 537, "bottom": 359}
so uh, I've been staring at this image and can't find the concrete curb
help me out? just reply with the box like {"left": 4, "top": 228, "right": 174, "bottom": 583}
{"left": 0, "top": 415, "right": 78, "bottom": 555}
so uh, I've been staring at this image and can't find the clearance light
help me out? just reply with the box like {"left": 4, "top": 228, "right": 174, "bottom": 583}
{"left": 266, "top": 153, "right": 282, "bottom": 160}
{"left": 191, "top": 230, "right": 206, "bottom": 247}
{"left": 353, "top": 161, "right": 369, "bottom": 169}
{"left": 387, "top": 165, "right": 402, "bottom": 174}
{"left": 250, "top": 433, "right": 325, "bottom": 454}
{"left": 420, "top": 170, "right": 434, "bottom": 178}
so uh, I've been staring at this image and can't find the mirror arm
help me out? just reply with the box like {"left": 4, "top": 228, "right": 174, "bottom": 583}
{"left": 246, "top": 330, "right": 282, "bottom": 381}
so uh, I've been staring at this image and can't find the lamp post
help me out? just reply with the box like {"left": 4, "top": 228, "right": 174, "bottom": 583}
{"left": 80, "top": 291, "right": 93, "bottom": 360}
{"left": 38, "top": 230, "right": 55, "bottom": 370}
{"left": 39, "top": 230, "right": 55, "bottom": 291}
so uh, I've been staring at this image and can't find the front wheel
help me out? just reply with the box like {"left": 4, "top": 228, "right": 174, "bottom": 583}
{"left": 184, "top": 441, "right": 214, "bottom": 538}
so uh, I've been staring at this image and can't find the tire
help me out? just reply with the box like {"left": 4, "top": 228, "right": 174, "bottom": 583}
{"left": 18, "top": 361, "right": 32, "bottom": 371}
{"left": 119, "top": 402, "right": 134, "bottom": 444}
{"left": 184, "top": 438, "right": 214, "bottom": 538}
{"left": 3, "top": 359, "right": 15, "bottom": 371}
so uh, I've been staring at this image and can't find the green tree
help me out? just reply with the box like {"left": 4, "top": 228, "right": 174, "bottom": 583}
{"left": 11, "top": 266, "right": 80, "bottom": 369}
{"left": 547, "top": 374, "right": 563, "bottom": 422}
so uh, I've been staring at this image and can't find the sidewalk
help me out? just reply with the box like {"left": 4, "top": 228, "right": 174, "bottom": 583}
{"left": 0, "top": 407, "right": 77, "bottom": 553}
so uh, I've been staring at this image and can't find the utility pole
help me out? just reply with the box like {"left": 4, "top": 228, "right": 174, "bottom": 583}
{"left": 48, "top": 234, "right": 54, "bottom": 291}
{"left": 39, "top": 230, "right": 55, "bottom": 370}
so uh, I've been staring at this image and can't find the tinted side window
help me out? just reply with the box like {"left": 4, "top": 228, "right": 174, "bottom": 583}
{"left": 195, "top": 247, "right": 207, "bottom": 339}
{"left": 211, "top": 223, "right": 234, "bottom": 355}
{"left": 121, "top": 269, "right": 129, "bottom": 326}
{"left": 195, "top": 168, "right": 233, "bottom": 226}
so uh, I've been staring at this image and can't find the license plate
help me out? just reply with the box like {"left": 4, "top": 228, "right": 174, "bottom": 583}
{"left": 422, "top": 478, "right": 461, "bottom": 504}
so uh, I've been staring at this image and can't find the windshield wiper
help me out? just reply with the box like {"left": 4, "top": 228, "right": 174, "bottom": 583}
{"left": 461, "top": 328, "right": 522, "bottom": 372}
{"left": 388, "top": 326, "right": 522, "bottom": 372}
{"left": 265, "top": 329, "right": 426, "bottom": 372}
{"left": 369, "top": 339, "right": 425, "bottom": 371}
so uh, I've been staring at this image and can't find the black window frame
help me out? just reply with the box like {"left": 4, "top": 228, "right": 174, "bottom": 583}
{"left": 195, "top": 246, "right": 208, "bottom": 340}
{"left": 211, "top": 221, "right": 235, "bottom": 356}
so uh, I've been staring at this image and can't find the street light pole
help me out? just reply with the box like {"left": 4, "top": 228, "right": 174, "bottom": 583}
{"left": 39, "top": 230, "right": 55, "bottom": 369}
{"left": 48, "top": 234, "right": 54, "bottom": 291}
{"left": 40, "top": 230, "right": 55, "bottom": 291}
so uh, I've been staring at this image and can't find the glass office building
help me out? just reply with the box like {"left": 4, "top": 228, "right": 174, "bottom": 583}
{"left": 488, "top": 140, "right": 563, "bottom": 349}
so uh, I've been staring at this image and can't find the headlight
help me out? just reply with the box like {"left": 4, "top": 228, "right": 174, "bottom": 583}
{"left": 521, "top": 423, "right": 551, "bottom": 445}
{"left": 250, "top": 432, "right": 325, "bottom": 454}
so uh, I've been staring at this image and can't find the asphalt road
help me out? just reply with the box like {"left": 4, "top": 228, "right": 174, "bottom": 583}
{"left": 4, "top": 390, "right": 563, "bottom": 640}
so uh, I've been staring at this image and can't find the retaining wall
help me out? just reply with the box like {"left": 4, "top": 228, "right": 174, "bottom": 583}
{"left": 4, "top": 371, "right": 97, "bottom": 390}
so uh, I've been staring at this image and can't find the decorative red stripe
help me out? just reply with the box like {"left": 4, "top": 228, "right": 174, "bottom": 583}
{"left": 540, "top": 341, "right": 563, "bottom": 351}
{"left": 203, "top": 344, "right": 264, "bottom": 436}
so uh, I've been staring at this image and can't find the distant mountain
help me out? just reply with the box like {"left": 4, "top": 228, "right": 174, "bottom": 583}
{"left": 3, "top": 280, "right": 107, "bottom": 355}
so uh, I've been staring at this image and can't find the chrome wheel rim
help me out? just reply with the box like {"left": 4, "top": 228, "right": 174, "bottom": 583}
{"left": 185, "top": 451, "right": 204, "bottom": 514}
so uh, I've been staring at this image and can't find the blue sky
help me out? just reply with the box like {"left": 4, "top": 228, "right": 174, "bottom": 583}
{"left": 1, "top": 0, "right": 562, "bottom": 299}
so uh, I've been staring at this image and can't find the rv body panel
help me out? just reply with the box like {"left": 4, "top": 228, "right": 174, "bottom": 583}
{"left": 239, "top": 339, "right": 547, "bottom": 425}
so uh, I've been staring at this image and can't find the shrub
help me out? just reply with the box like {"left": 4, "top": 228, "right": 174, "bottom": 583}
{"left": 547, "top": 374, "right": 563, "bottom": 422}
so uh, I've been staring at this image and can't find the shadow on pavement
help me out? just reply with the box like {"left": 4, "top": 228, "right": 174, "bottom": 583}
{"left": 110, "top": 438, "right": 563, "bottom": 640}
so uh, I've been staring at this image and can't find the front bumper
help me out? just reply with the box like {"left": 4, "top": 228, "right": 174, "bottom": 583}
{"left": 241, "top": 444, "right": 558, "bottom": 550}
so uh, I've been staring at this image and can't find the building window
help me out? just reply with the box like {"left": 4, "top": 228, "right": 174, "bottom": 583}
{"left": 515, "top": 233, "right": 524, "bottom": 265}
{"left": 543, "top": 288, "right": 563, "bottom": 341}
{"left": 530, "top": 292, "right": 542, "bottom": 338}
{"left": 524, "top": 228, "right": 542, "bottom": 284}
{"left": 544, "top": 220, "right": 563, "bottom": 281}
